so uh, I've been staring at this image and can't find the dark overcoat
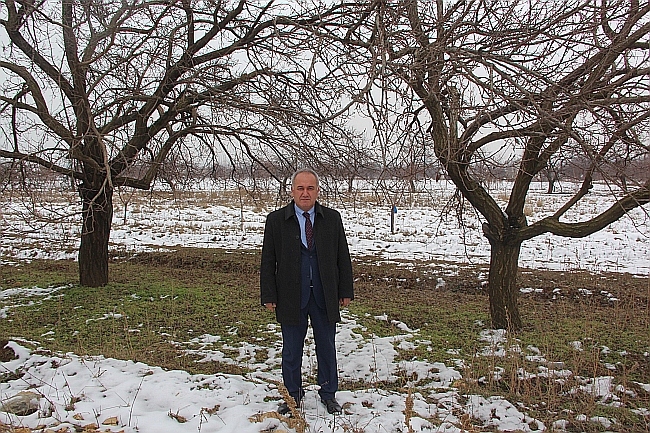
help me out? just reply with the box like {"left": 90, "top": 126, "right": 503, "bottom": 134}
{"left": 260, "top": 201, "right": 354, "bottom": 325}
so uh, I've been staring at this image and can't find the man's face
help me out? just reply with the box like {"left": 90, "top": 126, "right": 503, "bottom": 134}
{"left": 291, "top": 172, "right": 320, "bottom": 212}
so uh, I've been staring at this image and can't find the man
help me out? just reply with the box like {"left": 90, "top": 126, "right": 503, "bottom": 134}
{"left": 260, "top": 168, "right": 354, "bottom": 416}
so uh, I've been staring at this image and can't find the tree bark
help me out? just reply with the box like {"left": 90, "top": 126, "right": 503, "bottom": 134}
{"left": 78, "top": 183, "right": 113, "bottom": 287}
{"left": 487, "top": 238, "right": 523, "bottom": 331}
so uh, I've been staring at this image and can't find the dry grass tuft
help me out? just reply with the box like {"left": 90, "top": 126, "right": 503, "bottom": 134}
{"left": 249, "top": 382, "right": 307, "bottom": 433}
{"left": 404, "top": 389, "right": 415, "bottom": 433}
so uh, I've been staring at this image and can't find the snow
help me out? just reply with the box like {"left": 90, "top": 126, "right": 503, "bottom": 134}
{"left": 1, "top": 180, "right": 649, "bottom": 432}
{"left": 2, "top": 180, "right": 649, "bottom": 275}
{"left": 2, "top": 317, "right": 544, "bottom": 433}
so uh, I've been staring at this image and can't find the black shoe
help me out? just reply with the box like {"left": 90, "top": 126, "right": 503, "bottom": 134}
{"left": 278, "top": 402, "right": 291, "bottom": 415}
{"left": 321, "top": 398, "right": 342, "bottom": 414}
{"left": 278, "top": 400, "right": 300, "bottom": 416}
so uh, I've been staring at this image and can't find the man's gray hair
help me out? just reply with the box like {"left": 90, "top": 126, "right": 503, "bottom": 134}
{"left": 291, "top": 168, "right": 320, "bottom": 187}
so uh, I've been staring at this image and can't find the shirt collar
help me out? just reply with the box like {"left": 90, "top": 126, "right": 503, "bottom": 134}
{"left": 294, "top": 203, "right": 314, "bottom": 217}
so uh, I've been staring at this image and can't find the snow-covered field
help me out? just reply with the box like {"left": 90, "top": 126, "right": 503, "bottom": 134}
{"left": 2, "top": 180, "right": 649, "bottom": 275}
{"left": 1, "top": 180, "right": 649, "bottom": 432}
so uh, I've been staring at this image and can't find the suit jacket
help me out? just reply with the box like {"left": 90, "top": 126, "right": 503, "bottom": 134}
{"left": 260, "top": 200, "right": 354, "bottom": 325}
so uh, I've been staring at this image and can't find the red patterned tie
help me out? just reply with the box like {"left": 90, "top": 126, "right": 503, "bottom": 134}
{"left": 303, "top": 211, "right": 313, "bottom": 249}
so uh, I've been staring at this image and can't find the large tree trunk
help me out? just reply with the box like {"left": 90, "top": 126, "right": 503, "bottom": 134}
{"left": 78, "top": 183, "right": 113, "bottom": 287}
{"left": 487, "top": 239, "right": 523, "bottom": 331}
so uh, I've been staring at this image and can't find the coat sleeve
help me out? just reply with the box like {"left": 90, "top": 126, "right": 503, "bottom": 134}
{"left": 260, "top": 213, "right": 277, "bottom": 306}
{"left": 336, "top": 212, "right": 354, "bottom": 300}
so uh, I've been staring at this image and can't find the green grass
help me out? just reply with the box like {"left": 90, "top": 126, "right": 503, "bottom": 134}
{"left": 1, "top": 249, "right": 649, "bottom": 432}
{"left": 1, "top": 249, "right": 274, "bottom": 375}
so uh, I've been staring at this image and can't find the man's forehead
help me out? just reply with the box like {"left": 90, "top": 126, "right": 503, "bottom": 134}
{"left": 293, "top": 174, "right": 318, "bottom": 186}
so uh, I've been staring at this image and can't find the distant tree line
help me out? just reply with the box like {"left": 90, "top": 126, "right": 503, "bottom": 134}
{"left": 4, "top": 152, "right": 648, "bottom": 197}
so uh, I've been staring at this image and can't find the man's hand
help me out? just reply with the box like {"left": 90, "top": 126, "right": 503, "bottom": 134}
{"left": 265, "top": 302, "right": 276, "bottom": 312}
{"left": 339, "top": 298, "right": 351, "bottom": 308}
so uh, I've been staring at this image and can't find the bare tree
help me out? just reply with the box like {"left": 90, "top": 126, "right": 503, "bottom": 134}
{"left": 0, "top": 0, "right": 358, "bottom": 286}
{"left": 316, "top": 0, "right": 650, "bottom": 329}
{"left": 539, "top": 152, "right": 567, "bottom": 194}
